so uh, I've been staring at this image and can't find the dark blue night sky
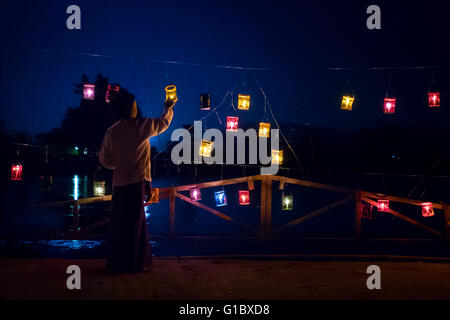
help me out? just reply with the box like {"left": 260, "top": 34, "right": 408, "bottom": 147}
{"left": 1, "top": 0, "right": 449, "bottom": 148}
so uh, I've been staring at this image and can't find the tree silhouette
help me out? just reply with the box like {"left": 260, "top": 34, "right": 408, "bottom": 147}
{"left": 37, "top": 74, "right": 115, "bottom": 151}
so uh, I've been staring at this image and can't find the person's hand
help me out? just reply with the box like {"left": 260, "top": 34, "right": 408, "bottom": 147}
{"left": 165, "top": 99, "right": 176, "bottom": 109}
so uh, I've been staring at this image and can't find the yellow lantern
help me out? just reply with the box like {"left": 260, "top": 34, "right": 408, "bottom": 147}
{"left": 271, "top": 150, "right": 283, "bottom": 165}
{"left": 259, "top": 122, "right": 270, "bottom": 138}
{"left": 199, "top": 140, "right": 213, "bottom": 157}
{"left": 341, "top": 95, "right": 355, "bottom": 111}
{"left": 282, "top": 194, "right": 293, "bottom": 211}
{"left": 165, "top": 85, "right": 178, "bottom": 103}
{"left": 238, "top": 94, "right": 250, "bottom": 110}
{"left": 93, "top": 180, "right": 105, "bottom": 197}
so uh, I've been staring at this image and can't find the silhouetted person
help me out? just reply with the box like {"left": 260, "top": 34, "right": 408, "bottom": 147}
{"left": 99, "top": 90, "right": 174, "bottom": 273}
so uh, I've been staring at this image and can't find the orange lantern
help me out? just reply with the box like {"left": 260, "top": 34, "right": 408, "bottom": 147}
{"left": 421, "top": 202, "right": 434, "bottom": 217}
{"left": 239, "top": 190, "right": 250, "bottom": 205}
{"left": 226, "top": 116, "right": 239, "bottom": 132}
{"left": 238, "top": 94, "right": 250, "bottom": 110}
{"left": 428, "top": 92, "right": 440, "bottom": 107}
{"left": 165, "top": 85, "right": 178, "bottom": 103}
{"left": 259, "top": 122, "right": 270, "bottom": 138}
{"left": 383, "top": 98, "right": 396, "bottom": 114}
{"left": 377, "top": 199, "right": 389, "bottom": 212}
{"left": 199, "top": 140, "right": 213, "bottom": 157}
{"left": 11, "top": 163, "right": 23, "bottom": 181}
{"left": 341, "top": 95, "right": 355, "bottom": 111}
{"left": 271, "top": 150, "right": 283, "bottom": 165}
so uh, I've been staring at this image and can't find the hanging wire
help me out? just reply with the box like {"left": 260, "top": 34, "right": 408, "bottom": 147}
{"left": 250, "top": 72, "right": 307, "bottom": 180}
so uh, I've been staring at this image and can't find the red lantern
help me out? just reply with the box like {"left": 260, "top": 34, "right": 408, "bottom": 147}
{"left": 106, "top": 84, "right": 120, "bottom": 103}
{"left": 383, "top": 98, "right": 396, "bottom": 114}
{"left": 377, "top": 199, "right": 389, "bottom": 212}
{"left": 428, "top": 92, "right": 440, "bottom": 107}
{"left": 83, "top": 84, "right": 95, "bottom": 100}
{"left": 189, "top": 188, "right": 201, "bottom": 201}
{"left": 238, "top": 190, "right": 250, "bottom": 205}
{"left": 11, "top": 163, "right": 23, "bottom": 181}
{"left": 421, "top": 202, "right": 434, "bottom": 217}
{"left": 226, "top": 116, "right": 239, "bottom": 132}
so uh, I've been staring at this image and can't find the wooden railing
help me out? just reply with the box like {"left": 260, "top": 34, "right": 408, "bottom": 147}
{"left": 26, "top": 175, "right": 450, "bottom": 241}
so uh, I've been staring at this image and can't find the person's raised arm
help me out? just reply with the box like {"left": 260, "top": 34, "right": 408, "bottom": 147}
{"left": 138, "top": 100, "right": 175, "bottom": 140}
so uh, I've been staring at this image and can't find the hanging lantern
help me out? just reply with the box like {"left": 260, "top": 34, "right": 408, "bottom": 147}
{"left": 428, "top": 92, "right": 440, "bottom": 108}
{"left": 165, "top": 85, "right": 178, "bottom": 103}
{"left": 93, "top": 180, "right": 105, "bottom": 197}
{"left": 377, "top": 199, "right": 389, "bottom": 212}
{"left": 10, "top": 163, "right": 23, "bottom": 181}
{"left": 421, "top": 202, "right": 434, "bottom": 217}
{"left": 341, "top": 95, "right": 355, "bottom": 111}
{"left": 282, "top": 194, "right": 293, "bottom": 211}
{"left": 259, "top": 122, "right": 270, "bottom": 138}
{"left": 200, "top": 93, "right": 211, "bottom": 110}
{"left": 271, "top": 150, "right": 283, "bottom": 165}
{"left": 237, "top": 94, "right": 250, "bottom": 110}
{"left": 83, "top": 84, "right": 95, "bottom": 100}
{"left": 383, "top": 98, "right": 396, "bottom": 114}
{"left": 199, "top": 140, "right": 213, "bottom": 157}
{"left": 189, "top": 188, "right": 202, "bottom": 201}
{"left": 238, "top": 190, "right": 250, "bottom": 205}
{"left": 214, "top": 190, "right": 227, "bottom": 207}
{"left": 361, "top": 204, "right": 374, "bottom": 219}
{"left": 106, "top": 84, "right": 120, "bottom": 103}
{"left": 226, "top": 116, "right": 239, "bottom": 132}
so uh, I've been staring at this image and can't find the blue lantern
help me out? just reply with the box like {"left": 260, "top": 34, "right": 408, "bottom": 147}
{"left": 214, "top": 190, "right": 227, "bottom": 207}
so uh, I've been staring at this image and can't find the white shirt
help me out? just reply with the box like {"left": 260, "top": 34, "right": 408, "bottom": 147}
{"left": 99, "top": 107, "right": 173, "bottom": 187}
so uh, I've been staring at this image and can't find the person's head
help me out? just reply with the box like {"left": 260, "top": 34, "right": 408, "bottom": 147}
{"left": 111, "top": 90, "right": 137, "bottom": 119}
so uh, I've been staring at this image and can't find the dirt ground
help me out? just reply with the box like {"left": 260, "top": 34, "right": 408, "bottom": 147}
{"left": 0, "top": 258, "right": 449, "bottom": 300}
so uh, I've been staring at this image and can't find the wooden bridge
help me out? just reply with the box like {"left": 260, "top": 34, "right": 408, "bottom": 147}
{"left": 29, "top": 175, "right": 450, "bottom": 241}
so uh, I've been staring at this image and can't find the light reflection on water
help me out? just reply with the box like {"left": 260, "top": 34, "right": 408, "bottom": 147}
{"left": 72, "top": 175, "right": 79, "bottom": 200}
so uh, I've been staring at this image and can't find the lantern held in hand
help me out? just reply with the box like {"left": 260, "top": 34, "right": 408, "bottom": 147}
{"left": 428, "top": 92, "right": 440, "bottom": 108}
{"left": 383, "top": 98, "right": 396, "bottom": 114}
{"left": 377, "top": 199, "right": 389, "bottom": 212}
{"left": 215, "top": 190, "right": 227, "bottom": 207}
{"left": 199, "top": 140, "right": 213, "bottom": 157}
{"left": 190, "top": 188, "right": 202, "bottom": 201}
{"left": 341, "top": 95, "right": 355, "bottom": 111}
{"left": 200, "top": 93, "right": 211, "bottom": 110}
{"left": 238, "top": 190, "right": 250, "bottom": 205}
{"left": 226, "top": 116, "right": 239, "bottom": 132}
{"left": 11, "top": 163, "right": 23, "bottom": 181}
{"left": 83, "top": 84, "right": 95, "bottom": 100}
{"left": 165, "top": 85, "right": 178, "bottom": 103}
{"left": 421, "top": 202, "right": 434, "bottom": 217}
{"left": 259, "top": 122, "right": 270, "bottom": 138}
{"left": 238, "top": 94, "right": 250, "bottom": 110}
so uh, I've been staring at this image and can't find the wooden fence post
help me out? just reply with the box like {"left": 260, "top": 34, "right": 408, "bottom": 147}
{"left": 260, "top": 176, "right": 273, "bottom": 241}
{"left": 169, "top": 188, "right": 176, "bottom": 239}
{"left": 355, "top": 191, "right": 362, "bottom": 239}
{"left": 260, "top": 177, "right": 267, "bottom": 241}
